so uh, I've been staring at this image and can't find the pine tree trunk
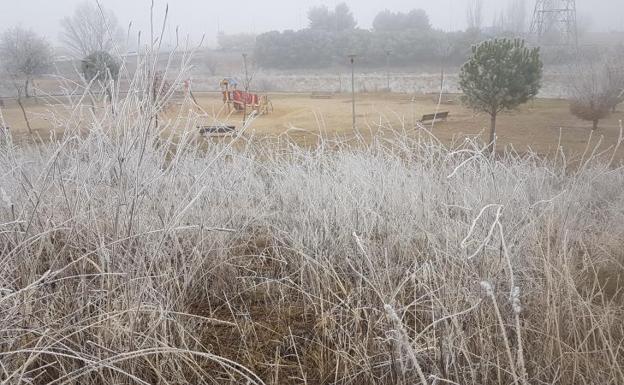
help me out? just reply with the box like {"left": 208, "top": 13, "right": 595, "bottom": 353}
{"left": 593, "top": 119, "right": 599, "bottom": 130}
{"left": 489, "top": 113, "right": 497, "bottom": 153}
{"left": 24, "top": 79, "right": 30, "bottom": 98}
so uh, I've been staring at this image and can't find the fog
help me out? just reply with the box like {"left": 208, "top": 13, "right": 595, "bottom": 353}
{"left": 0, "top": 0, "right": 621, "bottom": 47}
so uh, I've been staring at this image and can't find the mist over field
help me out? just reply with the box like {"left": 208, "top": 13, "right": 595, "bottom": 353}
{"left": 0, "top": 0, "right": 622, "bottom": 47}
{"left": 0, "top": 1, "right": 623, "bottom": 385}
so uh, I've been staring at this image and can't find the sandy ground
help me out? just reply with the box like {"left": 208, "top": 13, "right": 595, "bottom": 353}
{"left": 2, "top": 92, "right": 623, "bottom": 161}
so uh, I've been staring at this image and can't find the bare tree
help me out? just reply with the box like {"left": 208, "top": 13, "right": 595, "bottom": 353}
{"left": 568, "top": 59, "right": 624, "bottom": 130}
{"left": 466, "top": 0, "right": 484, "bottom": 32}
{"left": 0, "top": 27, "right": 53, "bottom": 98}
{"left": 60, "top": 1, "right": 123, "bottom": 58}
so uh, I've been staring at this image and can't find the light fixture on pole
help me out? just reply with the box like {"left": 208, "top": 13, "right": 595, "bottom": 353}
{"left": 385, "top": 50, "right": 392, "bottom": 92}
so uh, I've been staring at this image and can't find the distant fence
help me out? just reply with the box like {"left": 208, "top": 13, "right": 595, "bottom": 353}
{"left": 0, "top": 90, "right": 330, "bottom": 106}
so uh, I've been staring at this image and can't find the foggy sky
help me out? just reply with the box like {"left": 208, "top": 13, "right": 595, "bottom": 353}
{"left": 0, "top": 0, "right": 622, "bottom": 48}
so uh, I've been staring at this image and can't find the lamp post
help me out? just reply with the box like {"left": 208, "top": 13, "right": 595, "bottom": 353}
{"left": 385, "top": 50, "right": 391, "bottom": 92}
{"left": 348, "top": 54, "right": 357, "bottom": 130}
{"left": 242, "top": 53, "right": 249, "bottom": 124}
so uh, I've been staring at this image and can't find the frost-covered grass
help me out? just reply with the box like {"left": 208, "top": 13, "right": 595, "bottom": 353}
{"left": 1, "top": 52, "right": 623, "bottom": 385}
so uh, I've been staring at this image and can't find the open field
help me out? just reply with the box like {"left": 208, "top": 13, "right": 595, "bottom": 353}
{"left": 190, "top": 92, "right": 624, "bottom": 156}
{"left": 2, "top": 92, "right": 624, "bottom": 160}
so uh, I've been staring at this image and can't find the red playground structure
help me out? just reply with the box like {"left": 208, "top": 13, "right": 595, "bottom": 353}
{"left": 220, "top": 78, "right": 272, "bottom": 115}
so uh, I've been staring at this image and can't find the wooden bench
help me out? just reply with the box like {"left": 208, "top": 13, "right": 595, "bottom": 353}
{"left": 420, "top": 111, "right": 449, "bottom": 123}
{"left": 310, "top": 92, "right": 333, "bottom": 99}
{"left": 198, "top": 125, "right": 236, "bottom": 135}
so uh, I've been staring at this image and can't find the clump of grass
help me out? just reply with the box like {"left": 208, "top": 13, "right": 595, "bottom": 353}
{"left": 1, "top": 34, "right": 624, "bottom": 385}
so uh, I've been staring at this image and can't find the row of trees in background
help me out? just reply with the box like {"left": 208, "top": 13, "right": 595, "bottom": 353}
{"left": 255, "top": 29, "right": 478, "bottom": 69}
{"left": 254, "top": 4, "right": 480, "bottom": 69}
{"left": 224, "top": 1, "right": 595, "bottom": 69}
{"left": 251, "top": 1, "right": 540, "bottom": 70}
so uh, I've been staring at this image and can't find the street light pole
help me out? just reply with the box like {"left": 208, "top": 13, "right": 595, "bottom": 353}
{"left": 242, "top": 53, "right": 249, "bottom": 124}
{"left": 348, "top": 54, "right": 357, "bottom": 130}
{"left": 385, "top": 50, "right": 391, "bottom": 92}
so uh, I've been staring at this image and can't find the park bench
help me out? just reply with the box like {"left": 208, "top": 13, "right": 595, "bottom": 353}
{"left": 310, "top": 92, "right": 333, "bottom": 99}
{"left": 420, "top": 111, "right": 449, "bottom": 123}
{"left": 198, "top": 125, "right": 236, "bottom": 135}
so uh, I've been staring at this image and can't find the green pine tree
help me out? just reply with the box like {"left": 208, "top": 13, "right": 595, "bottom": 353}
{"left": 81, "top": 51, "right": 120, "bottom": 102}
{"left": 459, "top": 38, "right": 543, "bottom": 151}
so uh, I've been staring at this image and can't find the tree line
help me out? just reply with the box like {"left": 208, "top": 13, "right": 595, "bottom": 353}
{"left": 254, "top": 29, "right": 479, "bottom": 69}
{"left": 254, "top": 4, "right": 480, "bottom": 69}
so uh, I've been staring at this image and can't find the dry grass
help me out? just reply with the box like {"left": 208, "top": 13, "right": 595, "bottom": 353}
{"left": 1, "top": 49, "right": 624, "bottom": 385}
{"left": 3, "top": 89, "right": 624, "bottom": 161}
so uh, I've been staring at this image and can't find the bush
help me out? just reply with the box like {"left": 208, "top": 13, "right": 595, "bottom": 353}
{"left": 570, "top": 99, "right": 611, "bottom": 130}
{"left": 81, "top": 51, "right": 120, "bottom": 83}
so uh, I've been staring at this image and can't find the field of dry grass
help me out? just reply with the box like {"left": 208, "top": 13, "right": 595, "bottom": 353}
{"left": 191, "top": 92, "right": 624, "bottom": 156}
{"left": 2, "top": 90, "right": 623, "bottom": 161}
{"left": 1, "top": 58, "right": 623, "bottom": 385}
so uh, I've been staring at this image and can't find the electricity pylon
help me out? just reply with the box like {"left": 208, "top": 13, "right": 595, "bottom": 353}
{"left": 530, "top": 0, "right": 578, "bottom": 47}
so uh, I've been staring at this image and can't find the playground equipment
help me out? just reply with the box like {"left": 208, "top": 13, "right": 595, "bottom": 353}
{"left": 220, "top": 78, "right": 273, "bottom": 115}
